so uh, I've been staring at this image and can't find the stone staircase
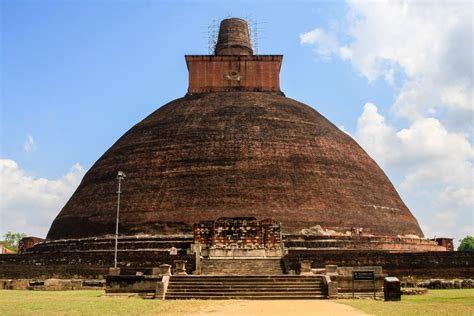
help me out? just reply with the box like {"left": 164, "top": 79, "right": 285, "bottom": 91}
{"left": 165, "top": 275, "right": 327, "bottom": 299}
{"left": 200, "top": 258, "right": 283, "bottom": 275}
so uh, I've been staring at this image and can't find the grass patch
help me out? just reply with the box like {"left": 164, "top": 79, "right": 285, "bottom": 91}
{"left": 0, "top": 290, "right": 237, "bottom": 316}
{"left": 1, "top": 289, "right": 472, "bottom": 316}
{"left": 337, "top": 289, "right": 474, "bottom": 316}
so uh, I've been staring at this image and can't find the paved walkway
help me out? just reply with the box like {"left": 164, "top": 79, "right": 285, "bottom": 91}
{"left": 189, "top": 300, "right": 367, "bottom": 316}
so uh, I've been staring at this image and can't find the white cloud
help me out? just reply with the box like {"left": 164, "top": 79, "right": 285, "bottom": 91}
{"left": 301, "top": 0, "right": 473, "bottom": 244}
{"left": 302, "top": 0, "right": 473, "bottom": 129}
{"left": 300, "top": 28, "right": 341, "bottom": 59}
{"left": 355, "top": 103, "right": 473, "bottom": 241}
{"left": 355, "top": 103, "right": 397, "bottom": 166}
{"left": 357, "top": 105, "right": 474, "bottom": 169}
{"left": 0, "top": 159, "right": 85, "bottom": 239}
{"left": 23, "top": 134, "right": 37, "bottom": 154}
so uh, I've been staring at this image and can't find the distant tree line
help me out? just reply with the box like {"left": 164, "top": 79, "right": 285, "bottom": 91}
{"left": 2, "top": 231, "right": 26, "bottom": 252}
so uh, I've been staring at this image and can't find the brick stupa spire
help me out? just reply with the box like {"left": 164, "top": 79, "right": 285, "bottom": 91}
{"left": 185, "top": 17, "right": 282, "bottom": 94}
{"left": 215, "top": 18, "right": 253, "bottom": 55}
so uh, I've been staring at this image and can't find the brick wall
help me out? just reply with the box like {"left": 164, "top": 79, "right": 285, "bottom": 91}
{"left": 194, "top": 217, "right": 281, "bottom": 249}
{"left": 26, "top": 236, "right": 193, "bottom": 253}
{"left": 0, "top": 251, "right": 195, "bottom": 279}
{"left": 284, "top": 234, "right": 445, "bottom": 252}
{"left": 1, "top": 249, "right": 471, "bottom": 280}
{"left": 283, "top": 251, "right": 474, "bottom": 278}
{"left": 185, "top": 55, "right": 283, "bottom": 94}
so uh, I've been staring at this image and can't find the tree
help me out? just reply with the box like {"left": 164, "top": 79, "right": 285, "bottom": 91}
{"left": 3, "top": 231, "right": 26, "bottom": 249}
{"left": 458, "top": 236, "right": 474, "bottom": 252}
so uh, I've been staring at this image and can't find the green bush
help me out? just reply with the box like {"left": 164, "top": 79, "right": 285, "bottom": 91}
{"left": 458, "top": 236, "right": 474, "bottom": 252}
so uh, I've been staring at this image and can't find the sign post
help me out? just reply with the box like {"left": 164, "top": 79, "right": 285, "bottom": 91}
{"left": 352, "top": 271, "right": 376, "bottom": 298}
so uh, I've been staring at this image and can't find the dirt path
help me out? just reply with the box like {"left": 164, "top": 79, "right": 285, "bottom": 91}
{"left": 188, "top": 300, "right": 367, "bottom": 316}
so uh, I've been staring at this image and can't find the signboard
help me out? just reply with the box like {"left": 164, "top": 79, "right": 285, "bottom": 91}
{"left": 352, "top": 270, "right": 377, "bottom": 298}
{"left": 353, "top": 271, "right": 375, "bottom": 281}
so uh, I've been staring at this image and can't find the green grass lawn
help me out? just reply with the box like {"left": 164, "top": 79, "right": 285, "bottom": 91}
{"left": 0, "top": 290, "right": 235, "bottom": 316}
{"left": 337, "top": 289, "right": 474, "bottom": 316}
{"left": 0, "top": 289, "right": 472, "bottom": 316}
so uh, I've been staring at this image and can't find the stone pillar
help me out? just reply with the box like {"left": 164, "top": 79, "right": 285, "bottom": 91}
{"left": 174, "top": 260, "right": 188, "bottom": 275}
{"left": 159, "top": 264, "right": 172, "bottom": 276}
{"left": 327, "top": 281, "right": 339, "bottom": 298}
{"left": 193, "top": 243, "right": 202, "bottom": 275}
{"left": 300, "top": 260, "right": 313, "bottom": 275}
{"left": 108, "top": 267, "right": 120, "bottom": 276}
{"left": 156, "top": 282, "right": 165, "bottom": 300}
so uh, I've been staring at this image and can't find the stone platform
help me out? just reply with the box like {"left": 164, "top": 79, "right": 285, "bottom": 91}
{"left": 23, "top": 235, "right": 193, "bottom": 253}
{"left": 165, "top": 275, "right": 327, "bottom": 300}
{"left": 20, "top": 232, "right": 445, "bottom": 255}
{"left": 284, "top": 234, "right": 446, "bottom": 252}
{"left": 1, "top": 230, "right": 471, "bottom": 283}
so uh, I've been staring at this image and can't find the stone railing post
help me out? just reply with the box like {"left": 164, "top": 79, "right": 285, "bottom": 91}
{"left": 174, "top": 260, "right": 188, "bottom": 275}
{"left": 193, "top": 243, "right": 202, "bottom": 275}
{"left": 159, "top": 264, "right": 172, "bottom": 276}
{"left": 300, "top": 260, "right": 313, "bottom": 275}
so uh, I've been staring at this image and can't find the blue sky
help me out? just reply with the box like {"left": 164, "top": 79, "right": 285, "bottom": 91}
{"left": 1, "top": 1, "right": 472, "bottom": 243}
{"left": 2, "top": 0, "right": 388, "bottom": 177}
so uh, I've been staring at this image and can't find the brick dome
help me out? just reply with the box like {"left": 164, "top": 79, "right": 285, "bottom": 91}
{"left": 46, "top": 18, "right": 423, "bottom": 240}
{"left": 47, "top": 91, "right": 423, "bottom": 239}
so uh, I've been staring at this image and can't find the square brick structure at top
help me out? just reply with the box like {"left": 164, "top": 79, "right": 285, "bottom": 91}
{"left": 185, "top": 55, "right": 283, "bottom": 94}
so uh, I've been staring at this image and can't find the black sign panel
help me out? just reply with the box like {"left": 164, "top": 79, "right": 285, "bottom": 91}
{"left": 353, "top": 271, "right": 375, "bottom": 281}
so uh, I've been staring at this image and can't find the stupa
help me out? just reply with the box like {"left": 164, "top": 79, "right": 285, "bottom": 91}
{"left": 43, "top": 18, "right": 444, "bottom": 252}
{"left": 2, "top": 19, "right": 458, "bottom": 289}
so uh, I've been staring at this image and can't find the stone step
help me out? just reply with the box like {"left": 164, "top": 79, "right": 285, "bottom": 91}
{"left": 167, "top": 291, "right": 326, "bottom": 295}
{"left": 165, "top": 275, "right": 327, "bottom": 300}
{"left": 168, "top": 284, "right": 325, "bottom": 289}
{"left": 168, "top": 281, "right": 322, "bottom": 286}
{"left": 171, "top": 275, "right": 322, "bottom": 279}
{"left": 167, "top": 291, "right": 325, "bottom": 296}
{"left": 169, "top": 279, "right": 318, "bottom": 284}
{"left": 165, "top": 295, "right": 327, "bottom": 300}
{"left": 170, "top": 276, "right": 322, "bottom": 281}
{"left": 168, "top": 289, "right": 325, "bottom": 293}
{"left": 168, "top": 283, "right": 324, "bottom": 289}
{"left": 168, "top": 285, "right": 325, "bottom": 291}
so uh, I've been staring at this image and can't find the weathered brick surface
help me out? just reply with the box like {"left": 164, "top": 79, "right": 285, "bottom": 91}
{"left": 214, "top": 18, "right": 253, "bottom": 56}
{"left": 186, "top": 55, "right": 282, "bottom": 94}
{"left": 0, "top": 252, "right": 195, "bottom": 279}
{"left": 44, "top": 16, "right": 426, "bottom": 242}
{"left": 200, "top": 259, "right": 283, "bottom": 275}
{"left": 284, "top": 235, "right": 444, "bottom": 252}
{"left": 194, "top": 217, "right": 281, "bottom": 249}
{"left": 283, "top": 251, "right": 474, "bottom": 278}
{"left": 46, "top": 92, "right": 423, "bottom": 240}
{"left": 1, "top": 251, "right": 471, "bottom": 280}
{"left": 27, "top": 236, "right": 193, "bottom": 253}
